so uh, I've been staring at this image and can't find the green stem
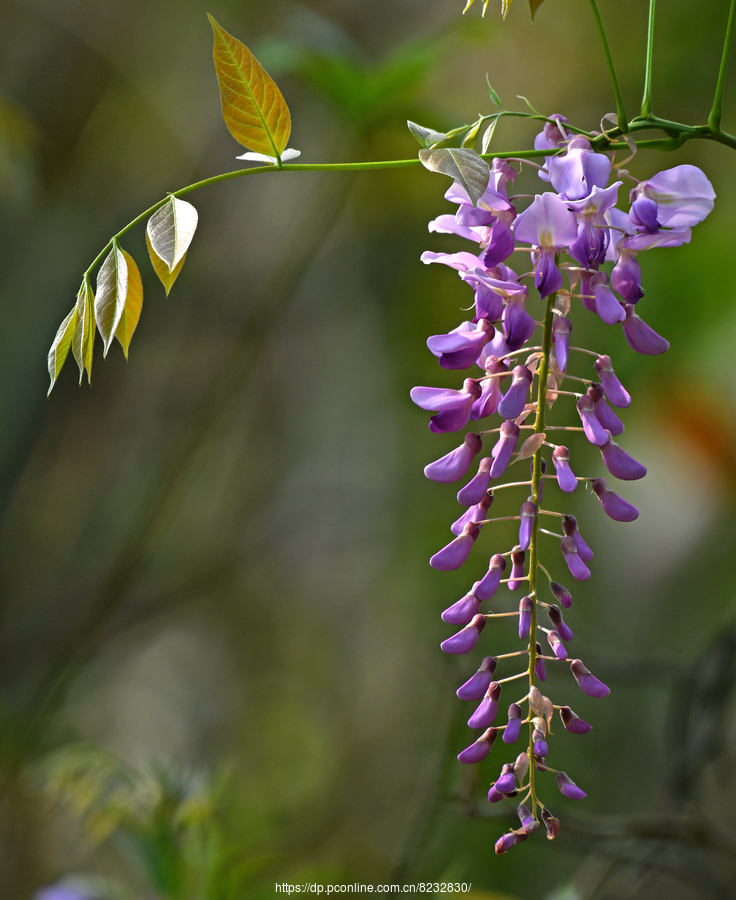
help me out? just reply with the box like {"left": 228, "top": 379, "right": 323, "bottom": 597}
{"left": 709, "top": 0, "right": 736, "bottom": 132}
{"left": 588, "top": 0, "right": 629, "bottom": 132}
{"left": 526, "top": 290, "right": 556, "bottom": 817}
{"left": 641, "top": 0, "right": 656, "bottom": 117}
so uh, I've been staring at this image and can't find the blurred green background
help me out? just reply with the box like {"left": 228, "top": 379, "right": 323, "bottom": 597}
{"left": 1, "top": 0, "right": 736, "bottom": 897}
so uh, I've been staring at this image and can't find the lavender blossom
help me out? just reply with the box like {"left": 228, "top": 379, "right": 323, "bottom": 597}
{"left": 411, "top": 379, "right": 482, "bottom": 433}
{"left": 502, "top": 296, "right": 536, "bottom": 350}
{"left": 591, "top": 477, "right": 639, "bottom": 521}
{"left": 457, "top": 656, "right": 497, "bottom": 701}
{"left": 599, "top": 431, "right": 647, "bottom": 480}
{"left": 593, "top": 355, "right": 631, "bottom": 407}
{"left": 457, "top": 727, "right": 497, "bottom": 763}
{"left": 513, "top": 192, "right": 578, "bottom": 297}
{"left": 440, "top": 612, "right": 485, "bottom": 654}
{"left": 490, "top": 421, "right": 520, "bottom": 478}
{"left": 611, "top": 247, "right": 644, "bottom": 302}
{"left": 548, "top": 137, "right": 612, "bottom": 201}
{"left": 622, "top": 303, "right": 670, "bottom": 355}
{"left": 424, "top": 432, "right": 483, "bottom": 483}
{"left": 475, "top": 553, "right": 506, "bottom": 600}
{"left": 457, "top": 457, "right": 492, "bottom": 505}
{"left": 570, "top": 659, "right": 610, "bottom": 697}
{"left": 468, "top": 681, "right": 502, "bottom": 729}
{"left": 632, "top": 164, "right": 715, "bottom": 228}
{"left": 441, "top": 590, "right": 481, "bottom": 625}
{"left": 427, "top": 319, "right": 494, "bottom": 369}
{"left": 430, "top": 522, "right": 479, "bottom": 570}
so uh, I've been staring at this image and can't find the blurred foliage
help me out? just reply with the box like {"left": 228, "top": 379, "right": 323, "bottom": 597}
{"left": 0, "top": 1, "right": 735, "bottom": 899}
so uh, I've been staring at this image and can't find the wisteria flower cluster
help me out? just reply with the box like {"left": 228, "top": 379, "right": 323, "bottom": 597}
{"left": 412, "top": 118, "right": 714, "bottom": 852}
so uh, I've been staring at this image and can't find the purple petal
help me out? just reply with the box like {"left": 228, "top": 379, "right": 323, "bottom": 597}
{"left": 457, "top": 656, "right": 497, "bottom": 701}
{"left": 474, "top": 553, "right": 507, "bottom": 600}
{"left": 420, "top": 250, "right": 483, "bottom": 272}
{"left": 600, "top": 431, "right": 647, "bottom": 480}
{"left": 561, "top": 536, "right": 591, "bottom": 581}
{"left": 424, "top": 433, "right": 483, "bottom": 483}
{"left": 552, "top": 317, "right": 571, "bottom": 373}
{"left": 502, "top": 298, "right": 536, "bottom": 351}
{"left": 517, "top": 804, "right": 539, "bottom": 834}
{"left": 630, "top": 197, "right": 660, "bottom": 233}
{"left": 488, "top": 785, "right": 504, "bottom": 803}
{"left": 637, "top": 164, "right": 715, "bottom": 228}
{"left": 494, "top": 831, "right": 528, "bottom": 854}
{"left": 514, "top": 191, "right": 579, "bottom": 247}
{"left": 561, "top": 515, "right": 593, "bottom": 563}
{"left": 430, "top": 523, "right": 479, "bottom": 570}
{"left": 548, "top": 604, "right": 573, "bottom": 642}
{"left": 428, "top": 214, "right": 482, "bottom": 242}
{"left": 571, "top": 658, "right": 610, "bottom": 697}
{"left": 457, "top": 457, "right": 493, "bottom": 505}
{"left": 474, "top": 284, "right": 504, "bottom": 322}
{"left": 593, "top": 280, "right": 626, "bottom": 325}
{"left": 577, "top": 395, "right": 608, "bottom": 446}
{"left": 550, "top": 582, "right": 572, "bottom": 609}
{"left": 441, "top": 591, "right": 482, "bottom": 625}
{"left": 508, "top": 547, "right": 525, "bottom": 591}
{"left": 548, "top": 138, "right": 612, "bottom": 201}
{"left": 591, "top": 476, "right": 639, "bottom": 522}
{"left": 503, "top": 704, "right": 522, "bottom": 744}
{"left": 518, "top": 500, "right": 537, "bottom": 551}
{"left": 494, "top": 763, "right": 517, "bottom": 794}
{"left": 458, "top": 727, "right": 497, "bottom": 764}
{"left": 588, "top": 383, "right": 624, "bottom": 435}
{"left": 490, "top": 422, "right": 520, "bottom": 479}
{"left": 623, "top": 304, "right": 670, "bottom": 355}
{"left": 451, "top": 492, "right": 492, "bottom": 536}
{"left": 535, "top": 251, "right": 564, "bottom": 299}
{"left": 552, "top": 445, "right": 577, "bottom": 493}
{"left": 483, "top": 219, "right": 516, "bottom": 268}
{"left": 593, "top": 355, "right": 631, "bottom": 408}
{"left": 624, "top": 228, "right": 691, "bottom": 251}
{"left": 411, "top": 384, "right": 475, "bottom": 412}
{"left": 557, "top": 771, "right": 587, "bottom": 800}
{"left": 547, "top": 630, "right": 567, "bottom": 660}
{"left": 611, "top": 248, "right": 644, "bottom": 302}
{"left": 518, "top": 596, "right": 534, "bottom": 639}
{"left": 440, "top": 612, "right": 485, "bottom": 654}
{"left": 560, "top": 706, "right": 592, "bottom": 734}
{"left": 498, "top": 366, "right": 533, "bottom": 419}
{"left": 468, "top": 682, "right": 502, "bottom": 729}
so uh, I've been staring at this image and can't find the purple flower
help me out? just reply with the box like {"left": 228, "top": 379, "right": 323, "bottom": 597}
{"left": 468, "top": 681, "right": 502, "bottom": 729}
{"left": 570, "top": 658, "right": 610, "bottom": 697}
{"left": 518, "top": 595, "right": 534, "bottom": 639}
{"left": 542, "top": 808, "right": 561, "bottom": 839}
{"left": 587, "top": 382, "right": 624, "bottom": 436}
{"left": 503, "top": 703, "right": 522, "bottom": 744}
{"left": 548, "top": 604, "right": 573, "bottom": 642}
{"left": 494, "top": 762, "right": 517, "bottom": 794}
{"left": 561, "top": 536, "right": 591, "bottom": 581}
{"left": 472, "top": 357, "right": 508, "bottom": 420}
{"left": 593, "top": 355, "right": 631, "bottom": 408}
{"left": 441, "top": 590, "right": 481, "bottom": 625}
{"left": 498, "top": 365, "right": 533, "bottom": 420}
{"left": 495, "top": 830, "right": 528, "bottom": 854}
{"left": 556, "top": 771, "right": 587, "bottom": 800}
{"left": 451, "top": 491, "right": 493, "bottom": 536}
{"left": 431, "top": 522, "right": 480, "bottom": 570}
{"left": 502, "top": 297, "right": 536, "bottom": 350}
{"left": 490, "top": 421, "right": 520, "bottom": 479}
{"left": 508, "top": 547, "right": 525, "bottom": 590}
{"left": 440, "top": 612, "right": 486, "bottom": 654}
{"left": 591, "top": 271, "right": 625, "bottom": 325}
{"left": 514, "top": 192, "right": 579, "bottom": 297}
{"left": 35, "top": 889, "right": 92, "bottom": 900}
{"left": 550, "top": 581, "right": 572, "bottom": 609}
{"left": 424, "top": 432, "right": 483, "bottom": 483}
{"left": 421, "top": 249, "right": 485, "bottom": 273}
{"left": 457, "top": 457, "right": 492, "bottom": 505}
{"left": 552, "top": 316, "right": 571, "bottom": 373}
{"left": 560, "top": 705, "right": 592, "bottom": 734}
{"left": 517, "top": 804, "right": 539, "bottom": 834}
{"left": 548, "top": 138, "right": 612, "bottom": 201}
{"left": 547, "top": 630, "right": 567, "bottom": 660}
{"left": 533, "top": 727, "right": 549, "bottom": 758}
{"left": 518, "top": 500, "right": 538, "bottom": 550}
{"left": 457, "top": 727, "right": 497, "bottom": 763}
{"left": 483, "top": 214, "right": 517, "bottom": 268}
{"left": 632, "top": 164, "right": 715, "bottom": 228}
{"left": 561, "top": 515, "right": 593, "bottom": 563}
{"left": 457, "top": 655, "right": 497, "bottom": 700}
{"left": 599, "top": 431, "right": 647, "bottom": 481}
{"left": 552, "top": 445, "right": 577, "bottom": 493}
{"left": 411, "top": 378, "right": 482, "bottom": 433}
{"left": 445, "top": 177, "right": 514, "bottom": 217}
{"left": 611, "top": 247, "right": 644, "bottom": 302}
{"left": 576, "top": 395, "right": 608, "bottom": 446}
{"left": 427, "top": 319, "right": 494, "bottom": 370}
{"left": 475, "top": 553, "right": 506, "bottom": 600}
{"left": 622, "top": 303, "right": 670, "bottom": 355}
{"left": 487, "top": 784, "right": 504, "bottom": 803}
{"left": 566, "top": 182, "right": 621, "bottom": 267}
{"left": 591, "top": 476, "right": 639, "bottom": 522}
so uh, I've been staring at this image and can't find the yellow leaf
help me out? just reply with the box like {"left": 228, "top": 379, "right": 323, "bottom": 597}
{"left": 114, "top": 250, "right": 143, "bottom": 359}
{"left": 528, "top": 0, "right": 546, "bottom": 19}
{"left": 208, "top": 15, "right": 291, "bottom": 158}
{"left": 47, "top": 304, "right": 78, "bottom": 394}
{"left": 72, "top": 275, "right": 95, "bottom": 384}
{"left": 146, "top": 231, "right": 186, "bottom": 296}
{"left": 146, "top": 196, "right": 198, "bottom": 273}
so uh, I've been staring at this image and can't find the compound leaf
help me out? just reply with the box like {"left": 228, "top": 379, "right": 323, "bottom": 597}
{"left": 208, "top": 14, "right": 290, "bottom": 158}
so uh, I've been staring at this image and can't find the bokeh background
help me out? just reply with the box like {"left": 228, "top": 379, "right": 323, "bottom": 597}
{"left": 1, "top": 0, "right": 736, "bottom": 897}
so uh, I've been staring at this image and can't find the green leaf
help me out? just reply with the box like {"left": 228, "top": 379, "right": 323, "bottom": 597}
{"left": 95, "top": 242, "right": 128, "bottom": 356}
{"left": 407, "top": 120, "right": 447, "bottom": 149}
{"left": 47, "top": 305, "right": 78, "bottom": 394}
{"left": 146, "top": 196, "right": 198, "bottom": 274}
{"left": 485, "top": 76, "right": 504, "bottom": 109}
{"left": 72, "top": 275, "right": 95, "bottom": 384}
{"left": 418, "top": 147, "right": 490, "bottom": 207}
{"left": 146, "top": 232, "right": 186, "bottom": 296}
{"left": 481, "top": 116, "right": 499, "bottom": 155}
{"left": 208, "top": 14, "right": 291, "bottom": 158}
{"left": 529, "top": 0, "right": 546, "bottom": 19}
{"left": 516, "top": 94, "right": 541, "bottom": 115}
{"left": 114, "top": 250, "right": 143, "bottom": 359}
{"left": 461, "top": 119, "right": 482, "bottom": 148}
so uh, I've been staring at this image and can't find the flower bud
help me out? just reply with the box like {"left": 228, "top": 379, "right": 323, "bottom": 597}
{"left": 547, "top": 630, "right": 567, "bottom": 660}
{"left": 591, "top": 477, "right": 639, "bottom": 522}
{"left": 570, "top": 658, "right": 610, "bottom": 697}
{"left": 517, "top": 805, "right": 539, "bottom": 834}
{"left": 552, "top": 316, "right": 571, "bottom": 373}
{"left": 508, "top": 547, "right": 526, "bottom": 590}
{"left": 556, "top": 771, "right": 587, "bottom": 799}
{"left": 456, "top": 457, "right": 492, "bottom": 506}
{"left": 456, "top": 656, "right": 497, "bottom": 701}
{"left": 593, "top": 355, "right": 631, "bottom": 408}
{"left": 550, "top": 581, "right": 572, "bottom": 609}
{"left": 532, "top": 727, "right": 548, "bottom": 759}
{"left": 494, "top": 830, "right": 528, "bottom": 854}
{"left": 468, "top": 682, "right": 502, "bottom": 729}
{"left": 441, "top": 590, "right": 481, "bottom": 625}
{"left": 599, "top": 431, "right": 647, "bottom": 481}
{"left": 494, "top": 762, "right": 517, "bottom": 794}
{"left": 542, "top": 808, "right": 561, "bottom": 840}
{"left": 490, "top": 422, "right": 520, "bottom": 479}
{"left": 518, "top": 596, "right": 534, "bottom": 639}
{"left": 475, "top": 554, "right": 506, "bottom": 600}
{"left": 498, "top": 365, "right": 533, "bottom": 420}
{"left": 457, "top": 727, "right": 497, "bottom": 764}
{"left": 552, "top": 445, "right": 577, "bottom": 493}
{"left": 622, "top": 304, "right": 670, "bottom": 355}
{"left": 535, "top": 642, "right": 547, "bottom": 681}
{"left": 561, "top": 536, "right": 591, "bottom": 581}
{"left": 440, "top": 613, "right": 486, "bottom": 655}
{"left": 587, "top": 381, "right": 624, "bottom": 436}
{"left": 430, "top": 522, "right": 480, "bottom": 571}
{"left": 513, "top": 752, "right": 530, "bottom": 784}
{"left": 451, "top": 491, "right": 493, "bottom": 536}
{"left": 424, "top": 432, "right": 483, "bottom": 483}
{"left": 576, "top": 395, "right": 608, "bottom": 446}
{"left": 547, "top": 605, "right": 573, "bottom": 642}
{"left": 561, "top": 514, "right": 593, "bottom": 563}
{"left": 560, "top": 706, "right": 592, "bottom": 734}
{"left": 518, "top": 500, "right": 537, "bottom": 550}
{"left": 503, "top": 703, "right": 522, "bottom": 744}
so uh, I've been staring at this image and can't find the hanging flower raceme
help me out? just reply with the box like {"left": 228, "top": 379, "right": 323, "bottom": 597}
{"left": 412, "top": 120, "right": 714, "bottom": 851}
